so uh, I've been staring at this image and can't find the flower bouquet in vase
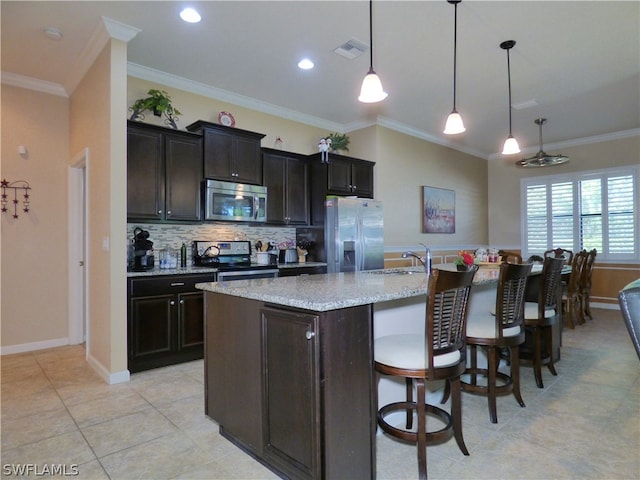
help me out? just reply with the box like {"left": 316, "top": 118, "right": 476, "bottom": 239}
{"left": 455, "top": 251, "right": 475, "bottom": 271}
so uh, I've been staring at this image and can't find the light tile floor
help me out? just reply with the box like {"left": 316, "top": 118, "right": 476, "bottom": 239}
{"left": 1, "top": 308, "right": 638, "bottom": 479}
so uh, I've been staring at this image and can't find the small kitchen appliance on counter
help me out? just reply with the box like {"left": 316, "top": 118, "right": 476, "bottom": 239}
{"left": 192, "top": 240, "right": 278, "bottom": 281}
{"left": 130, "top": 227, "right": 154, "bottom": 271}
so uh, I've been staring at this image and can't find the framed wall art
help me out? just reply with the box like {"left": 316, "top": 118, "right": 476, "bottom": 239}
{"left": 422, "top": 186, "right": 455, "bottom": 233}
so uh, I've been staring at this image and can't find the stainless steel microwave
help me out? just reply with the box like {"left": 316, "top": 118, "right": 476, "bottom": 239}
{"left": 204, "top": 179, "right": 267, "bottom": 222}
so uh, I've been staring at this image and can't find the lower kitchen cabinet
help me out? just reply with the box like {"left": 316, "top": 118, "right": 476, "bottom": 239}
{"left": 204, "top": 293, "right": 375, "bottom": 480}
{"left": 277, "top": 265, "right": 327, "bottom": 277}
{"left": 128, "top": 274, "right": 213, "bottom": 373}
{"left": 262, "top": 307, "right": 319, "bottom": 479}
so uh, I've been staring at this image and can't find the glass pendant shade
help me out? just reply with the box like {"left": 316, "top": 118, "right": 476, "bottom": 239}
{"left": 443, "top": 0, "right": 464, "bottom": 135}
{"left": 444, "top": 110, "right": 465, "bottom": 134}
{"left": 358, "top": 69, "right": 388, "bottom": 103}
{"left": 502, "top": 135, "right": 521, "bottom": 155}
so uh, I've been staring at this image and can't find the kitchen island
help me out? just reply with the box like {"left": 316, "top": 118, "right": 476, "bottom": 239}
{"left": 196, "top": 265, "right": 508, "bottom": 479}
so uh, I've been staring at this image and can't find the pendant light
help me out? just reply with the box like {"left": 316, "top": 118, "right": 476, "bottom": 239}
{"left": 443, "top": 0, "right": 465, "bottom": 134}
{"left": 500, "top": 40, "right": 520, "bottom": 155}
{"left": 516, "top": 118, "right": 569, "bottom": 167}
{"left": 358, "top": 0, "right": 388, "bottom": 103}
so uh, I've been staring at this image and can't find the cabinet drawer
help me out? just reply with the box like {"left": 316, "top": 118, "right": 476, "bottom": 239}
{"left": 129, "top": 274, "right": 215, "bottom": 296}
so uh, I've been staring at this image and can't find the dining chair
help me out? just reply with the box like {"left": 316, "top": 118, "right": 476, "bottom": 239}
{"left": 561, "top": 250, "right": 587, "bottom": 329}
{"left": 498, "top": 250, "right": 523, "bottom": 264}
{"left": 462, "top": 262, "right": 532, "bottom": 423}
{"left": 544, "top": 247, "right": 574, "bottom": 265}
{"left": 522, "top": 256, "right": 565, "bottom": 388}
{"left": 374, "top": 266, "right": 477, "bottom": 480}
{"left": 579, "top": 249, "right": 597, "bottom": 321}
{"left": 618, "top": 279, "right": 640, "bottom": 361}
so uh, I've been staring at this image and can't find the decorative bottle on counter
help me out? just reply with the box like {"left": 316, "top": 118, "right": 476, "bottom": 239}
{"left": 180, "top": 243, "right": 187, "bottom": 267}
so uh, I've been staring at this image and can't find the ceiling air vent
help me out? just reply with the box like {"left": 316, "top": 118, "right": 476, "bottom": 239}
{"left": 333, "top": 38, "right": 368, "bottom": 60}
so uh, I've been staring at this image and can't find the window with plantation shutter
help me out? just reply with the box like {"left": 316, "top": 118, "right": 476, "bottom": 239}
{"left": 522, "top": 166, "right": 639, "bottom": 262}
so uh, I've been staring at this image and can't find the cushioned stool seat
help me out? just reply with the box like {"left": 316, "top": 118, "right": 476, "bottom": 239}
{"left": 374, "top": 267, "right": 477, "bottom": 480}
{"left": 462, "top": 262, "right": 532, "bottom": 423}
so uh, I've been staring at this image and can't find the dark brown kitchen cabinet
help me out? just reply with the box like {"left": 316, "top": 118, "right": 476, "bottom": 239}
{"left": 128, "top": 274, "right": 213, "bottom": 373}
{"left": 262, "top": 148, "right": 309, "bottom": 225}
{"left": 204, "top": 293, "right": 375, "bottom": 480}
{"left": 308, "top": 153, "right": 375, "bottom": 225}
{"left": 127, "top": 121, "right": 203, "bottom": 223}
{"left": 186, "top": 120, "right": 265, "bottom": 185}
{"left": 261, "top": 307, "right": 320, "bottom": 479}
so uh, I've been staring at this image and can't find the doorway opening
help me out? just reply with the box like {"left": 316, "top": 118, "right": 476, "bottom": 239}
{"left": 68, "top": 149, "right": 89, "bottom": 352}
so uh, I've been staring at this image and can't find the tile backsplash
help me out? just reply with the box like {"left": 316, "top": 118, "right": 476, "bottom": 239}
{"left": 127, "top": 223, "right": 296, "bottom": 260}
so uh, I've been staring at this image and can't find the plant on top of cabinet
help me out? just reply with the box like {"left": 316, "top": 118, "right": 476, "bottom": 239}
{"left": 129, "top": 89, "right": 182, "bottom": 129}
{"left": 325, "top": 132, "right": 350, "bottom": 153}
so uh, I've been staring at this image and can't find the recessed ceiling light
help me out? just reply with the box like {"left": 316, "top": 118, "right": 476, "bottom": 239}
{"left": 298, "top": 58, "right": 314, "bottom": 70}
{"left": 43, "top": 27, "right": 63, "bottom": 41}
{"left": 180, "top": 7, "right": 201, "bottom": 23}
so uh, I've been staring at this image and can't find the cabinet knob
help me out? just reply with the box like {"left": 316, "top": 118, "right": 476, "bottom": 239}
{"left": 167, "top": 210, "right": 172, "bottom": 215}
{"left": 158, "top": 210, "right": 163, "bottom": 214}
{"left": 170, "top": 300, "right": 175, "bottom": 306}
{"left": 179, "top": 299, "right": 184, "bottom": 304}
{"left": 305, "top": 330, "right": 315, "bottom": 340}
{"left": 352, "top": 185, "right": 357, "bottom": 191}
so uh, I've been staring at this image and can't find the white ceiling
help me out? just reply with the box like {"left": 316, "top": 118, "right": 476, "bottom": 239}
{"left": 2, "top": 1, "right": 639, "bottom": 159}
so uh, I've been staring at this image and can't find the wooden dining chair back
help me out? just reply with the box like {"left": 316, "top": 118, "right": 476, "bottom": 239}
{"left": 498, "top": 250, "right": 523, "bottom": 264}
{"left": 523, "top": 256, "right": 565, "bottom": 388}
{"left": 463, "top": 262, "right": 533, "bottom": 423}
{"left": 579, "top": 249, "right": 597, "bottom": 321}
{"left": 374, "top": 266, "right": 477, "bottom": 480}
{"left": 544, "top": 248, "right": 574, "bottom": 265}
{"left": 562, "top": 250, "right": 587, "bottom": 329}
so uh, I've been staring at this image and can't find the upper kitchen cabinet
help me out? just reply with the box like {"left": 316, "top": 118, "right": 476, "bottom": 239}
{"left": 308, "top": 153, "right": 375, "bottom": 225}
{"left": 308, "top": 153, "right": 374, "bottom": 198}
{"left": 186, "top": 120, "right": 265, "bottom": 185}
{"left": 262, "top": 148, "right": 309, "bottom": 225}
{"left": 127, "top": 121, "right": 203, "bottom": 223}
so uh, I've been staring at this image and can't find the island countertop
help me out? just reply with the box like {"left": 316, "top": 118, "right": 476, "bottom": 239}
{"left": 195, "top": 264, "right": 522, "bottom": 312}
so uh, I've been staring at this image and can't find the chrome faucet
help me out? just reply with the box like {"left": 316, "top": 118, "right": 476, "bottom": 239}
{"left": 402, "top": 244, "right": 432, "bottom": 274}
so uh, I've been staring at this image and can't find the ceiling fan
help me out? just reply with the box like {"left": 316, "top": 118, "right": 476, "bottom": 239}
{"left": 516, "top": 118, "right": 569, "bottom": 168}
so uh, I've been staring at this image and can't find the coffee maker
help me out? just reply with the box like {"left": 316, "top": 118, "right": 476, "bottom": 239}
{"left": 130, "top": 227, "right": 154, "bottom": 271}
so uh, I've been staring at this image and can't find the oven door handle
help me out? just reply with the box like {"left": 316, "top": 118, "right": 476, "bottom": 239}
{"left": 218, "top": 268, "right": 279, "bottom": 280}
{"left": 254, "top": 195, "right": 259, "bottom": 220}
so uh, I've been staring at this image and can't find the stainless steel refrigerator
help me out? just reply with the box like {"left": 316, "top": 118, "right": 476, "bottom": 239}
{"left": 325, "top": 196, "right": 384, "bottom": 273}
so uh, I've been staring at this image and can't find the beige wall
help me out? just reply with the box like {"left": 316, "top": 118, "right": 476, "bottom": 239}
{"left": 488, "top": 135, "right": 640, "bottom": 247}
{"left": 69, "top": 38, "right": 129, "bottom": 378}
{"left": 372, "top": 126, "right": 488, "bottom": 248}
{"left": 1, "top": 86, "right": 70, "bottom": 348}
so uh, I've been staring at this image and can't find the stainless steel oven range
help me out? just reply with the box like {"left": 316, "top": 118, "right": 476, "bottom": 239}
{"left": 192, "top": 240, "right": 279, "bottom": 281}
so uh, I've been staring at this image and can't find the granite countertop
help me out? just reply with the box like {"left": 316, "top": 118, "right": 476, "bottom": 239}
{"left": 127, "top": 262, "right": 327, "bottom": 277}
{"left": 195, "top": 264, "right": 523, "bottom": 312}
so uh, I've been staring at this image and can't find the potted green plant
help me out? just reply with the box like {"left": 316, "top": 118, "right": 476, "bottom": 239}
{"left": 129, "top": 89, "right": 182, "bottom": 129}
{"left": 326, "top": 132, "right": 350, "bottom": 153}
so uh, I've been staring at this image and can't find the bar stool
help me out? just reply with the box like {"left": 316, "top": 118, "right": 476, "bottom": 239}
{"left": 462, "top": 262, "right": 532, "bottom": 423}
{"left": 522, "top": 256, "right": 565, "bottom": 388}
{"left": 374, "top": 267, "right": 477, "bottom": 480}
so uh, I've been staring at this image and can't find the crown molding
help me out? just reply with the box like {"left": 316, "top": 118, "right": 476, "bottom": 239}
{"left": 1, "top": 71, "right": 67, "bottom": 97}
{"left": 377, "top": 116, "right": 487, "bottom": 159}
{"left": 127, "top": 63, "right": 343, "bottom": 133}
{"left": 487, "top": 128, "right": 640, "bottom": 161}
{"left": 64, "top": 17, "right": 140, "bottom": 95}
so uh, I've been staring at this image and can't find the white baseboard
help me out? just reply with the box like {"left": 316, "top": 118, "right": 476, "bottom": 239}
{"left": 592, "top": 302, "right": 619, "bottom": 310}
{"left": 0, "top": 337, "right": 69, "bottom": 356}
{"left": 86, "top": 353, "right": 130, "bottom": 384}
